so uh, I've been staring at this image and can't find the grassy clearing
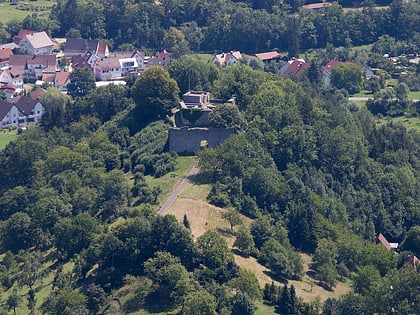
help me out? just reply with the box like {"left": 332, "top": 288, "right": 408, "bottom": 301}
{"left": 144, "top": 155, "right": 197, "bottom": 206}
{"left": 375, "top": 115, "right": 420, "bottom": 132}
{"left": 0, "top": 129, "right": 18, "bottom": 150}
{"left": 0, "top": 0, "right": 55, "bottom": 23}
{"left": 409, "top": 91, "right": 420, "bottom": 100}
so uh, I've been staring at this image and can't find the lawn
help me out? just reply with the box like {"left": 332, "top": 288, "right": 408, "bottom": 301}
{"left": 0, "top": 0, "right": 55, "bottom": 23}
{"left": 409, "top": 91, "right": 420, "bottom": 100}
{"left": 0, "top": 129, "right": 18, "bottom": 150}
{"left": 144, "top": 155, "right": 197, "bottom": 207}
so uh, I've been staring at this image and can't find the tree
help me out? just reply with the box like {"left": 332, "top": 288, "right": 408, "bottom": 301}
{"left": 196, "top": 230, "right": 234, "bottom": 270}
{"left": 231, "top": 291, "right": 256, "bottom": 315}
{"left": 163, "top": 27, "right": 190, "bottom": 57}
{"left": 41, "top": 288, "right": 88, "bottom": 315}
{"left": 54, "top": 214, "right": 101, "bottom": 259}
{"left": 40, "top": 88, "right": 72, "bottom": 131}
{"left": 6, "top": 289, "right": 21, "bottom": 315}
{"left": 131, "top": 66, "right": 180, "bottom": 121}
{"left": 221, "top": 208, "right": 243, "bottom": 233}
{"left": 228, "top": 269, "right": 262, "bottom": 302}
{"left": 67, "top": 68, "right": 96, "bottom": 99}
{"left": 330, "top": 63, "right": 364, "bottom": 94}
{"left": 401, "top": 225, "right": 420, "bottom": 257}
{"left": 395, "top": 82, "right": 409, "bottom": 101}
{"left": 233, "top": 226, "right": 257, "bottom": 257}
{"left": 208, "top": 103, "right": 246, "bottom": 130}
{"left": 182, "top": 290, "right": 217, "bottom": 315}
{"left": 144, "top": 251, "right": 193, "bottom": 305}
{"left": 352, "top": 265, "right": 380, "bottom": 295}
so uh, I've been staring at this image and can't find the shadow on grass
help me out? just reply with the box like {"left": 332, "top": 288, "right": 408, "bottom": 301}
{"left": 216, "top": 227, "right": 235, "bottom": 237}
{"left": 262, "top": 270, "right": 289, "bottom": 285}
{"left": 190, "top": 172, "right": 213, "bottom": 185}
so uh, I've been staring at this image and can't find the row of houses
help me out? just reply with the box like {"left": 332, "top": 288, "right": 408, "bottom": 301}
{"left": 0, "top": 30, "right": 174, "bottom": 98}
{"left": 213, "top": 50, "right": 374, "bottom": 86}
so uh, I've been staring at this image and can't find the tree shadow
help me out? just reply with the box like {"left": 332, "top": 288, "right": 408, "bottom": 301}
{"left": 143, "top": 291, "right": 176, "bottom": 314}
{"left": 262, "top": 270, "right": 289, "bottom": 284}
{"left": 232, "top": 248, "right": 250, "bottom": 258}
{"left": 216, "top": 227, "right": 234, "bottom": 237}
{"left": 190, "top": 172, "right": 212, "bottom": 185}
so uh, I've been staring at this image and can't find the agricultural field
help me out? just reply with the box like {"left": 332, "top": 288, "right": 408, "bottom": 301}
{"left": 0, "top": 0, "right": 55, "bottom": 23}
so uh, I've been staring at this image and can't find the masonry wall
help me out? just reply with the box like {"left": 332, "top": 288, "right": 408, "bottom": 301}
{"left": 168, "top": 127, "right": 234, "bottom": 153}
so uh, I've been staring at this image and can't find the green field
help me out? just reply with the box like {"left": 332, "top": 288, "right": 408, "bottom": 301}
{"left": 375, "top": 115, "right": 420, "bottom": 132}
{"left": 0, "top": 129, "right": 18, "bottom": 149}
{"left": 0, "top": 0, "right": 55, "bottom": 23}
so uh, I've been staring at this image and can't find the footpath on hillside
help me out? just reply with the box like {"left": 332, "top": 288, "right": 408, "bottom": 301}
{"left": 157, "top": 165, "right": 200, "bottom": 215}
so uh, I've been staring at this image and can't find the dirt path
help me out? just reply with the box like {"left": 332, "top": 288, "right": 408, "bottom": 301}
{"left": 157, "top": 165, "right": 200, "bottom": 215}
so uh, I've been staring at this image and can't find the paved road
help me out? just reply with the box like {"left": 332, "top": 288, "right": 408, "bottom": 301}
{"left": 158, "top": 165, "right": 200, "bottom": 216}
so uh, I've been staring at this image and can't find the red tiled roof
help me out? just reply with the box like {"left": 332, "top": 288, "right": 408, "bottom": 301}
{"left": 285, "top": 59, "right": 309, "bottom": 77}
{"left": 377, "top": 233, "right": 391, "bottom": 251}
{"left": 302, "top": 2, "right": 332, "bottom": 10}
{"left": 322, "top": 60, "right": 343, "bottom": 74}
{"left": 30, "top": 87, "right": 46, "bottom": 100}
{"left": 42, "top": 73, "right": 55, "bottom": 83}
{"left": 55, "top": 72, "right": 71, "bottom": 86}
{"left": 97, "top": 42, "right": 107, "bottom": 55}
{"left": 255, "top": 51, "right": 282, "bottom": 61}
{"left": 13, "top": 29, "right": 36, "bottom": 44}
{"left": 0, "top": 48, "right": 13, "bottom": 61}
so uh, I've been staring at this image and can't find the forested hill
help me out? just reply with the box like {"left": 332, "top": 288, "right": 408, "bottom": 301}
{"left": 0, "top": 0, "right": 418, "bottom": 314}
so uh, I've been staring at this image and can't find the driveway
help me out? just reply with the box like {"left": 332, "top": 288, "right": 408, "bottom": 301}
{"left": 158, "top": 165, "right": 200, "bottom": 215}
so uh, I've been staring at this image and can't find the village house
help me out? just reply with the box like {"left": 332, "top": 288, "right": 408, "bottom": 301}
{"left": 213, "top": 51, "right": 242, "bottom": 67}
{"left": 0, "top": 67, "right": 23, "bottom": 89}
{"left": 0, "top": 100, "right": 20, "bottom": 128}
{"left": 376, "top": 233, "right": 398, "bottom": 252}
{"left": 280, "top": 58, "right": 309, "bottom": 77}
{"left": 113, "top": 51, "right": 149, "bottom": 71}
{"left": 26, "top": 54, "right": 57, "bottom": 80}
{"left": 95, "top": 57, "right": 123, "bottom": 81}
{"left": 54, "top": 72, "right": 71, "bottom": 92}
{"left": 322, "top": 59, "right": 374, "bottom": 86}
{"left": 254, "top": 51, "right": 284, "bottom": 63}
{"left": 18, "top": 31, "right": 54, "bottom": 55}
{"left": 64, "top": 38, "right": 109, "bottom": 60}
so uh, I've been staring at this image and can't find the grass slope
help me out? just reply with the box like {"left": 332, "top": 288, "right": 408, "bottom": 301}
{"left": 0, "top": 1, "right": 55, "bottom": 23}
{"left": 0, "top": 129, "right": 18, "bottom": 150}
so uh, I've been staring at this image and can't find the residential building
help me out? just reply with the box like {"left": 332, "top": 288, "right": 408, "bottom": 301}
{"left": 18, "top": 31, "right": 54, "bottom": 55}
{"left": 0, "top": 100, "right": 20, "bottom": 128}
{"left": 255, "top": 51, "right": 283, "bottom": 63}
{"left": 213, "top": 51, "right": 242, "bottom": 67}
{"left": 322, "top": 59, "right": 374, "bottom": 86}
{"left": 280, "top": 58, "right": 309, "bottom": 77}
{"left": 95, "top": 57, "right": 122, "bottom": 81}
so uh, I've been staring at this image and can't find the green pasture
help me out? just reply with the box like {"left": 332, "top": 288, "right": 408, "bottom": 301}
{"left": 0, "top": 0, "right": 55, "bottom": 23}
{"left": 0, "top": 129, "right": 18, "bottom": 150}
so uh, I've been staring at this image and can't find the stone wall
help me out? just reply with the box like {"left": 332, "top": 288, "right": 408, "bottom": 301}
{"left": 168, "top": 127, "right": 234, "bottom": 153}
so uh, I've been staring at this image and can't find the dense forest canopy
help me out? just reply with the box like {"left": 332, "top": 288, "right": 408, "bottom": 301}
{"left": 0, "top": 0, "right": 418, "bottom": 314}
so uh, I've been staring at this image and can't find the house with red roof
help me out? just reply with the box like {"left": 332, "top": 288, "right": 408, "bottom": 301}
{"left": 377, "top": 233, "right": 398, "bottom": 252}
{"left": 255, "top": 51, "right": 284, "bottom": 63}
{"left": 280, "top": 58, "right": 309, "bottom": 77}
{"left": 0, "top": 83, "right": 18, "bottom": 100}
{"left": 322, "top": 59, "right": 374, "bottom": 86}
{"left": 213, "top": 51, "right": 243, "bottom": 67}
{"left": 12, "top": 29, "right": 36, "bottom": 45}
{"left": 55, "top": 72, "right": 71, "bottom": 92}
